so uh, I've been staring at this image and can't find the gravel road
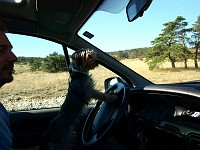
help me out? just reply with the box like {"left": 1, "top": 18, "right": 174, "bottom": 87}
{"left": 1, "top": 95, "right": 66, "bottom": 111}
{"left": 1, "top": 95, "right": 96, "bottom": 111}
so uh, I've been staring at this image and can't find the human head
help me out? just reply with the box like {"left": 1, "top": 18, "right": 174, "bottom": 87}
{"left": 0, "top": 21, "right": 17, "bottom": 87}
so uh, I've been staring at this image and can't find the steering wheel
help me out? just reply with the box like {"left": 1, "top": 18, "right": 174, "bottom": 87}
{"left": 82, "top": 82, "right": 130, "bottom": 146}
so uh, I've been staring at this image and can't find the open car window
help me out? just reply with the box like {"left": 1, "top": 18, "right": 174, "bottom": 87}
{"left": 0, "top": 34, "right": 119, "bottom": 111}
{"left": 0, "top": 34, "right": 67, "bottom": 111}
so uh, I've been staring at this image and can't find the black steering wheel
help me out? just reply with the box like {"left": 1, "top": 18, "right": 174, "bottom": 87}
{"left": 82, "top": 82, "right": 130, "bottom": 146}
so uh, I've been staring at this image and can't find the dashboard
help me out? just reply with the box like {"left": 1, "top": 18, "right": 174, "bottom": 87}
{"left": 138, "top": 103, "right": 175, "bottom": 123}
{"left": 119, "top": 85, "right": 200, "bottom": 149}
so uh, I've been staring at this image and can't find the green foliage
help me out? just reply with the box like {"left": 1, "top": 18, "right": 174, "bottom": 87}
{"left": 17, "top": 56, "right": 27, "bottom": 64}
{"left": 118, "top": 51, "right": 129, "bottom": 59}
{"left": 17, "top": 56, "right": 34, "bottom": 64}
{"left": 191, "top": 15, "right": 200, "bottom": 43}
{"left": 146, "top": 45, "right": 167, "bottom": 70}
{"left": 27, "top": 52, "right": 68, "bottom": 73}
{"left": 146, "top": 16, "right": 194, "bottom": 70}
{"left": 29, "top": 58, "right": 42, "bottom": 71}
{"left": 108, "top": 47, "right": 150, "bottom": 59}
{"left": 147, "top": 56, "right": 166, "bottom": 70}
{"left": 41, "top": 52, "right": 68, "bottom": 73}
{"left": 190, "top": 15, "right": 200, "bottom": 68}
{"left": 127, "top": 48, "right": 149, "bottom": 59}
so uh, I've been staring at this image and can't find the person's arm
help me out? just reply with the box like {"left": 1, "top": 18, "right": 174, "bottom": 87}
{"left": 0, "top": 103, "right": 13, "bottom": 150}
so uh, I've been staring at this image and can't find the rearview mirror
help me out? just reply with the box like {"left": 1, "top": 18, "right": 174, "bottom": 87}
{"left": 126, "top": 0, "right": 152, "bottom": 22}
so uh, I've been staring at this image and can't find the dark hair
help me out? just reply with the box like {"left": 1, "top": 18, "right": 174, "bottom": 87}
{"left": 0, "top": 21, "right": 7, "bottom": 32}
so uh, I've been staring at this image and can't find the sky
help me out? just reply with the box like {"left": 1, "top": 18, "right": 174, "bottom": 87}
{"left": 7, "top": 0, "right": 200, "bottom": 57}
{"left": 78, "top": 0, "right": 200, "bottom": 52}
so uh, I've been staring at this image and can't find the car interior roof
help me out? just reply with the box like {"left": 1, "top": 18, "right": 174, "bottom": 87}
{"left": 0, "top": 0, "right": 101, "bottom": 43}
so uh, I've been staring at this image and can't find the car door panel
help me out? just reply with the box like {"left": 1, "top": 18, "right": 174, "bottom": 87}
{"left": 9, "top": 108, "right": 60, "bottom": 148}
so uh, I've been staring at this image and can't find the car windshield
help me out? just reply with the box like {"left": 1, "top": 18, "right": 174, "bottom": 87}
{"left": 78, "top": 0, "right": 200, "bottom": 84}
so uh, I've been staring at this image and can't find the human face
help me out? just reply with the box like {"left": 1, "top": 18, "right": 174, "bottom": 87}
{"left": 0, "top": 31, "right": 17, "bottom": 87}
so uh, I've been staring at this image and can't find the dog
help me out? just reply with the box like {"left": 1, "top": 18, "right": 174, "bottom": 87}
{"left": 39, "top": 49, "right": 117, "bottom": 150}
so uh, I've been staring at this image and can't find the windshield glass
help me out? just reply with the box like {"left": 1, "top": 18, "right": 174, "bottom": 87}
{"left": 78, "top": 0, "right": 200, "bottom": 84}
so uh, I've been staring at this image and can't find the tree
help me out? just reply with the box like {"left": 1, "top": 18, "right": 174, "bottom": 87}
{"left": 41, "top": 52, "right": 67, "bottom": 73}
{"left": 117, "top": 51, "right": 129, "bottom": 59}
{"left": 146, "top": 43, "right": 168, "bottom": 70}
{"left": 17, "top": 56, "right": 29, "bottom": 64}
{"left": 29, "top": 58, "right": 42, "bottom": 71}
{"left": 190, "top": 15, "right": 200, "bottom": 69}
{"left": 128, "top": 47, "right": 149, "bottom": 59}
{"left": 146, "top": 16, "right": 191, "bottom": 70}
{"left": 175, "top": 16, "right": 192, "bottom": 68}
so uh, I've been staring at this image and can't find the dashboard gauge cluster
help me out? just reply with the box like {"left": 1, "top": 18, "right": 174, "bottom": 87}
{"left": 138, "top": 103, "right": 175, "bottom": 123}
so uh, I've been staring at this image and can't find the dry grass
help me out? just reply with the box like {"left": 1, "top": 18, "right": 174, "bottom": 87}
{"left": 1, "top": 59, "right": 200, "bottom": 102}
{"left": 90, "top": 65, "right": 117, "bottom": 90}
{"left": 0, "top": 64, "right": 116, "bottom": 102}
{"left": 121, "top": 59, "right": 200, "bottom": 84}
{"left": 1, "top": 72, "right": 68, "bottom": 98}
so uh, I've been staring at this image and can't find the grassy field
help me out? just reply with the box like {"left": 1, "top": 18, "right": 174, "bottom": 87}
{"left": 121, "top": 59, "right": 200, "bottom": 83}
{"left": 1, "top": 59, "right": 200, "bottom": 102}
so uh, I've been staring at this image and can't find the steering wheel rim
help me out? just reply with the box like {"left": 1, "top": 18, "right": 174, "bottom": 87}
{"left": 82, "top": 82, "right": 130, "bottom": 146}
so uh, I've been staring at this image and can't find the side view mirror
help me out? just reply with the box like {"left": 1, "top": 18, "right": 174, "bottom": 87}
{"left": 104, "top": 77, "right": 123, "bottom": 90}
